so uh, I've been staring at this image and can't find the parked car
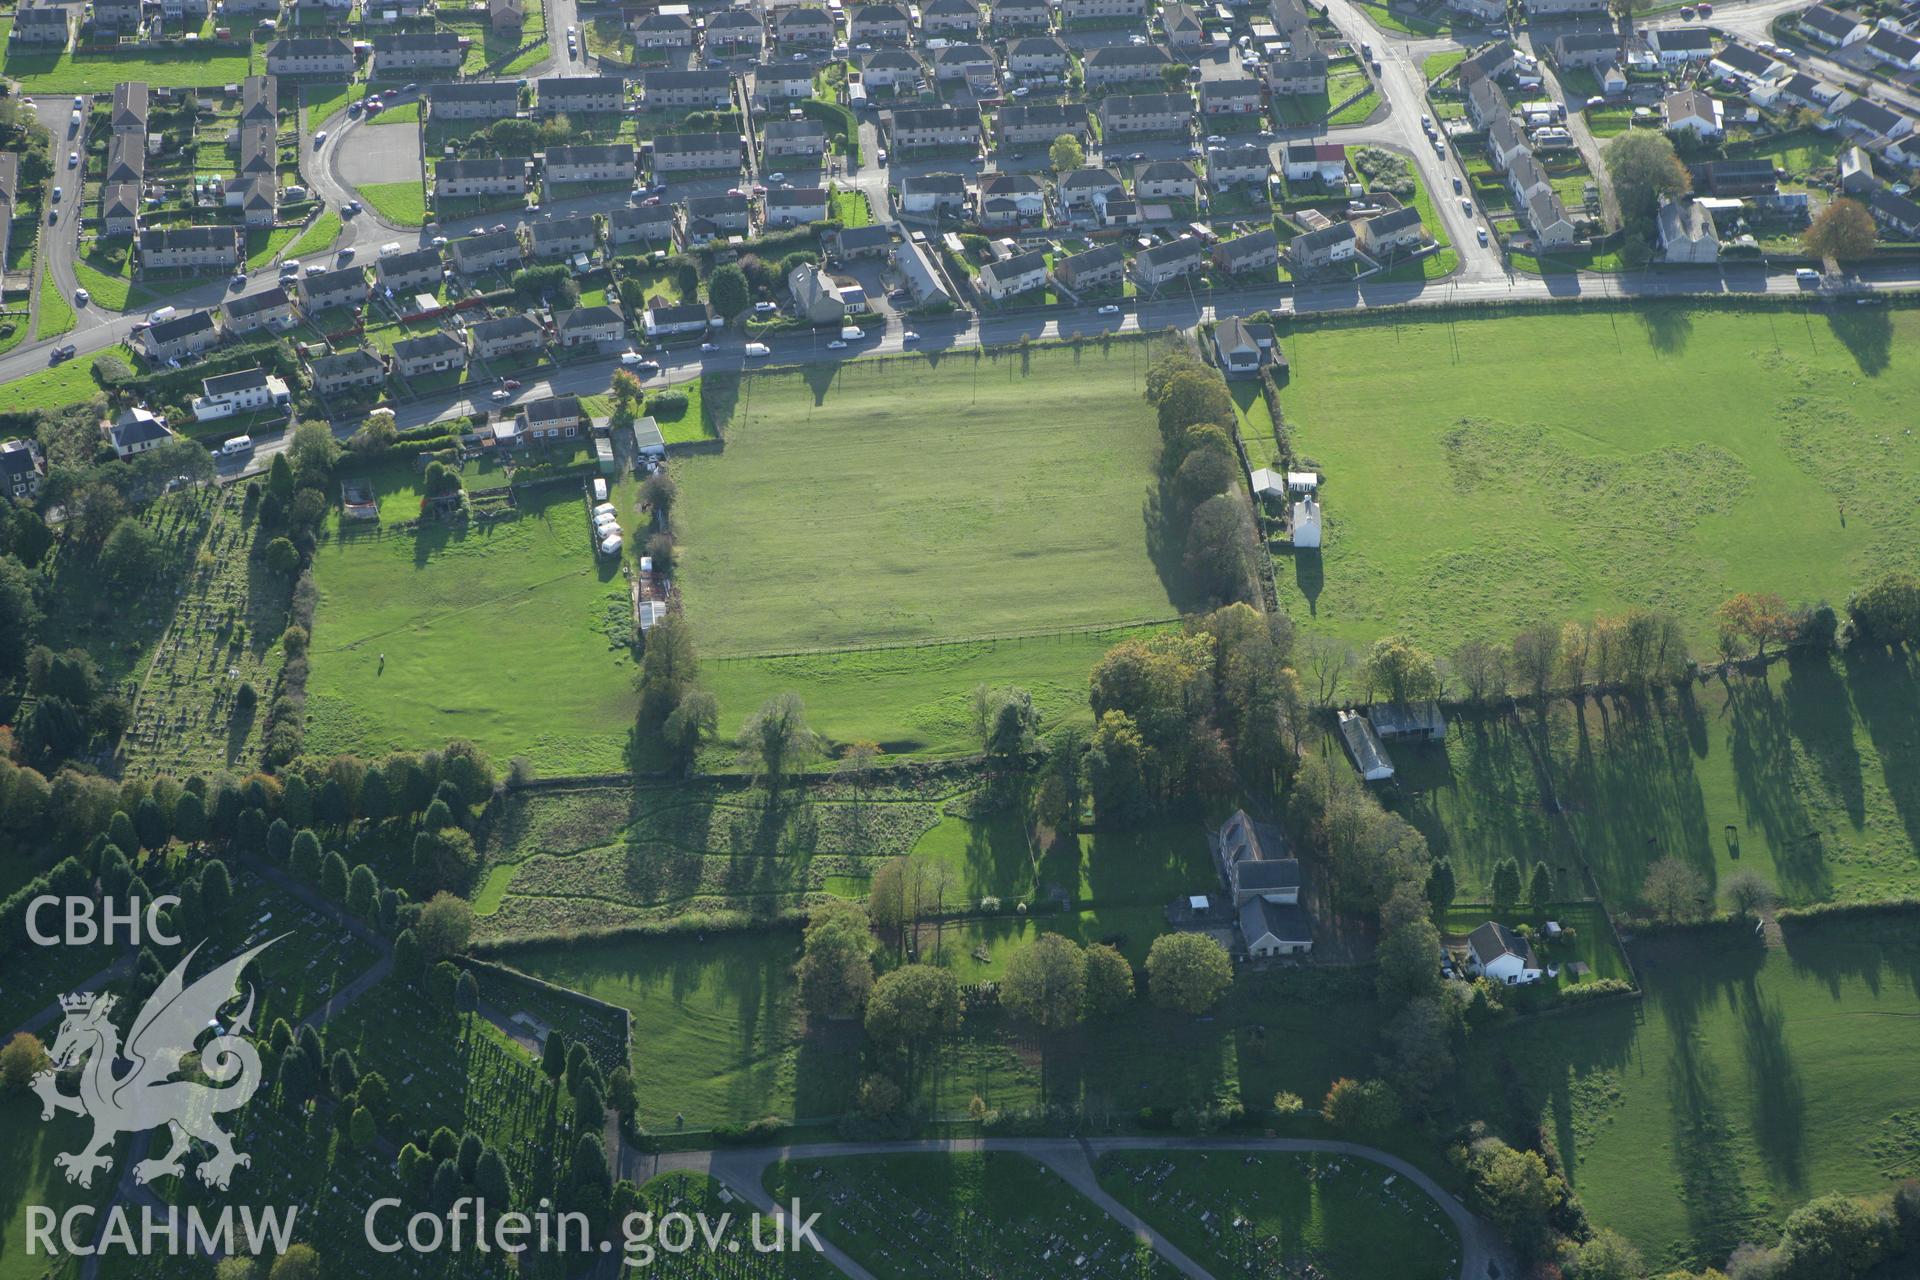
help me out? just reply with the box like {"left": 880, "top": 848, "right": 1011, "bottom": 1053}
{"left": 67, "top": 150, "right": 78, "bottom": 167}
{"left": 1452, "top": 175, "right": 1463, "bottom": 193}
{"left": 827, "top": 339, "right": 847, "bottom": 350}
{"left": 700, "top": 341, "right": 720, "bottom": 352}
{"left": 502, "top": 378, "right": 522, "bottom": 390}
{"left": 902, "top": 330, "right": 919, "bottom": 343}
{"left": 1097, "top": 304, "right": 1120, "bottom": 315}
{"left": 490, "top": 388, "right": 511, "bottom": 401}
{"left": 1460, "top": 197, "right": 1472, "bottom": 215}
{"left": 1476, "top": 226, "right": 1488, "bottom": 245}
{"left": 314, "top": 130, "right": 328, "bottom": 145}
{"left": 72, "top": 288, "right": 88, "bottom": 305}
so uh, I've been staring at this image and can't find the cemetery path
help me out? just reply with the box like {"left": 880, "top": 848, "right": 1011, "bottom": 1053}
{"left": 640, "top": 1136, "right": 1512, "bottom": 1280}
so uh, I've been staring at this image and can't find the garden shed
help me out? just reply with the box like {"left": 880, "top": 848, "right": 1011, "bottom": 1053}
{"left": 631, "top": 417, "right": 666, "bottom": 460}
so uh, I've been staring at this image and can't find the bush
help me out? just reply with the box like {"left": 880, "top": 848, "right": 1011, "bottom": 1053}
{"left": 1556, "top": 978, "right": 1635, "bottom": 1004}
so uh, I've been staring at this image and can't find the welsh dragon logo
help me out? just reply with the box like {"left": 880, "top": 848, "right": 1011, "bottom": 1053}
{"left": 34, "top": 939, "right": 279, "bottom": 1191}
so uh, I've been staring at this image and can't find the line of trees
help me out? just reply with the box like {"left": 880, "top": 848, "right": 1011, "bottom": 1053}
{"left": 1143, "top": 346, "right": 1263, "bottom": 609}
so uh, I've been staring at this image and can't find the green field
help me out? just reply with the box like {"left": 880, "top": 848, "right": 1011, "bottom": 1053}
{"left": 8, "top": 346, "right": 124, "bottom": 413}
{"left": 1, "top": 43, "right": 255, "bottom": 92}
{"left": 302, "top": 483, "right": 642, "bottom": 773}
{"left": 286, "top": 211, "right": 343, "bottom": 261}
{"left": 1456, "top": 914, "right": 1920, "bottom": 1272}
{"left": 765, "top": 1153, "right": 1173, "bottom": 1278}
{"left": 1272, "top": 306, "right": 1920, "bottom": 651}
{"left": 358, "top": 180, "right": 429, "bottom": 227}
{"left": 37, "top": 265, "right": 75, "bottom": 339}
{"left": 0, "top": 1095, "right": 120, "bottom": 1280}
{"left": 1097, "top": 1149, "right": 1462, "bottom": 1280}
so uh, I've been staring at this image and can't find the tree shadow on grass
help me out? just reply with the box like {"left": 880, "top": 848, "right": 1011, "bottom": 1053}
{"left": 1724, "top": 674, "right": 1832, "bottom": 901}
{"left": 1841, "top": 647, "right": 1920, "bottom": 862}
{"left": 1734, "top": 973, "right": 1807, "bottom": 1193}
{"left": 1781, "top": 654, "right": 1865, "bottom": 828}
{"left": 1634, "top": 304, "right": 1694, "bottom": 356}
{"left": 1824, "top": 304, "right": 1893, "bottom": 377}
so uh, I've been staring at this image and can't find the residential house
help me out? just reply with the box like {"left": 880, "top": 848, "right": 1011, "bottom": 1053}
{"left": 437, "top": 156, "right": 531, "bottom": 198}
{"left": 93, "top": 0, "right": 143, "bottom": 30}
{"left": 309, "top": 349, "right": 387, "bottom": 396}
{"left": 103, "top": 409, "right": 175, "bottom": 460}
{"left": 1649, "top": 25, "right": 1715, "bottom": 64}
{"left": 112, "top": 82, "right": 151, "bottom": 135}
{"left": 1211, "top": 809, "right": 1303, "bottom": 910}
{"left": 235, "top": 122, "right": 275, "bottom": 181}
{"left": 1129, "top": 236, "right": 1204, "bottom": 287}
{"left": 106, "top": 134, "right": 146, "bottom": 187}
{"left": 1487, "top": 116, "right": 1529, "bottom": 171}
{"left": 230, "top": 175, "right": 277, "bottom": 228}
{"left": 849, "top": 3, "right": 911, "bottom": 43}
{"left": 772, "top": 6, "right": 835, "bottom": 45}
{"left": 429, "top": 80, "right": 521, "bottom": 120}
{"left": 221, "top": 286, "right": 294, "bottom": 334}
{"left": 1866, "top": 25, "right": 1920, "bottom": 68}
{"left": 1755, "top": 72, "right": 1839, "bottom": 112}
{"left": 1446, "top": 0, "right": 1505, "bottom": 20}
{"left": 529, "top": 214, "right": 598, "bottom": 259}
{"left": 632, "top": 11, "right": 695, "bottom": 47}
{"left": 1060, "top": 0, "right": 1146, "bottom": 22}
{"left": 489, "top": 0, "right": 524, "bottom": 31}
{"left": 609, "top": 203, "right": 675, "bottom": 245}
{"left": 1209, "top": 144, "right": 1270, "bottom": 188}
{"left": 1211, "top": 314, "right": 1275, "bottom": 378}
{"left": 1657, "top": 198, "right": 1719, "bottom": 263}
{"left": 1688, "top": 157, "right": 1777, "bottom": 196}
{"left": 764, "top": 185, "right": 828, "bottom": 226}
{"left": 921, "top": 0, "right": 982, "bottom": 34}
{"left": 1288, "top": 220, "right": 1358, "bottom": 271}
{"left": 450, "top": 229, "right": 526, "bottom": 274}
{"left": 1283, "top": 141, "right": 1345, "bottom": 184}
{"left": 751, "top": 62, "right": 816, "bottom": 104}
{"left": 1664, "top": 89, "right": 1724, "bottom": 138}
{"left": 1838, "top": 144, "right": 1876, "bottom": 193}
{"left": 1869, "top": 187, "right": 1920, "bottom": 237}
{"left": 642, "top": 301, "right": 713, "bottom": 337}
{"left": 1525, "top": 189, "right": 1578, "bottom": 249}
{"left": 1160, "top": 1, "right": 1206, "bottom": 48}
{"left": 1465, "top": 74, "right": 1509, "bottom": 128}
{"left": 1525, "top": 0, "right": 1607, "bottom": 13}
{"left": 299, "top": 264, "right": 368, "bottom": 313}
{"left": 375, "top": 247, "right": 445, "bottom": 295}
{"left": 1099, "top": 196, "right": 1143, "bottom": 226}
{"left": 789, "top": 262, "right": 847, "bottom": 322}
{"left": 9, "top": 5, "right": 75, "bottom": 45}
{"left": 1053, "top": 242, "right": 1126, "bottom": 290}
{"left": 679, "top": 193, "right": 751, "bottom": 243}
{"left": 545, "top": 143, "right": 636, "bottom": 187}
{"left": 372, "top": 32, "right": 464, "bottom": 74}
{"left": 192, "top": 368, "right": 290, "bottom": 422}
{"left": 1240, "top": 897, "right": 1314, "bottom": 957}
{"left": 1099, "top": 92, "right": 1194, "bottom": 136}
{"left": 1466, "top": 922, "right": 1543, "bottom": 985}
{"left": 1200, "top": 77, "right": 1263, "bottom": 117}
{"left": 539, "top": 76, "right": 625, "bottom": 115}
{"left": 642, "top": 69, "right": 734, "bottom": 110}
{"left": 997, "top": 101, "right": 1086, "bottom": 146}
{"left": 1799, "top": 4, "right": 1869, "bottom": 46}
{"left": 763, "top": 118, "right": 829, "bottom": 159}
{"left": 554, "top": 306, "right": 626, "bottom": 349}
{"left": 977, "top": 172, "right": 1046, "bottom": 226}
{"left": 886, "top": 106, "right": 982, "bottom": 150}
{"left": 140, "top": 310, "right": 219, "bottom": 362}
{"left": 266, "top": 38, "right": 356, "bottom": 76}
{"left": 901, "top": 171, "right": 970, "bottom": 216}
{"left": 1083, "top": 43, "right": 1171, "bottom": 87}
{"left": 991, "top": 0, "right": 1051, "bottom": 29}
{"left": 1711, "top": 42, "right": 1781, "bottom": 83}
{"left": 1835, "top": 96, "right": 1913, "bottom": 142}
{"left": 705, "top": 8, "right": 766, "bottom": 52}
{"left": 859, "top": 48, "right": 923, "bottom": 92}
{"left": 1005, "top": 35, "right": 1070, "bottom": 76}
{"left": 830, "top": 224, "right": 895, "bottom": 258}
{"left": 521, "top": 395, "right": 583, "bottom": 440}
{"left": 469, "top": 314, "right": 546, "bottom": 360}
{"left": 0, "top": 438, "right": 46, "bottom": 501}
{"left": 240, "top": 75, "right": 276, "bottom": 126}
{"left": 1554, "top": 31, "right": 1623, "bottom": 69}
{"left": 1358, "top": 205, "right": 1425, "bottom": 257}
{"left": 1135, "top": 159, "right": 1198, "bottom": 201}
{"left": 1212, "top": 227, "right": 1279, "bottom": 275}
{"left": 977, "top": 249, "right": 1048, "bottom": 300}
{"left": 101, "top": 182, "right": 142, "bottom": 237}
{"left": 1336, "top": 708, "right": 1393, "bottom": 779}
{"left": 929, "top": 42, "right": 996, "bottom": 84}
{"left": 892, "top": 236, "right": 951, "bottom": 306}
{"left": 140, "top": 226, "right": 244, "bottom": 271}
{"left": 650, "top": 132, "right": 742, "bottom": 173}
{"left": 1057, "top": 166, "right": 1125, "bottom": 211}
{"left": 1264, "top": 56, "right": 1330, "bottom": 96}
{"left": 1507, "top": 150, "right": 1552, "bottom": 205}
{"left": 391, "top": 331, "right": 469, "bottom": 377}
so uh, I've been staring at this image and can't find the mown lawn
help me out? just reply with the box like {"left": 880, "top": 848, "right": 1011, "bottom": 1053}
{"left": 1, "top": 43, "right": 254, "bottom": 92}
{"left": 359, "top": 180, "right": 429, "bottom": 227}
{"left": 303, "top": 483, "right": 642, "bottom": 772}
{"left": 1271, "top": 306, "right": 1920, "bottom": 653}
{"left": 285, "top": 210, "right": 343, "bottom": 261}
{"left": 1097, "top": 1149, "right": 1461, "bottom": 1280}
{"left": 8, "top": 345, "right": 127, "bottom": 412}
{"left": 245, "top": 224, "right": 299, "bottom": 269}
{"left": 37, "top": 264, "right": 75, "bottom": 339}
{"left": 1455, "top": 913, "right": 1920, "bottom": 1272}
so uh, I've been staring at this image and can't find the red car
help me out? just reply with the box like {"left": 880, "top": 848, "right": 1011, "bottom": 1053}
{"left": 502, "top": 378, "right": 522, "bottom": 390}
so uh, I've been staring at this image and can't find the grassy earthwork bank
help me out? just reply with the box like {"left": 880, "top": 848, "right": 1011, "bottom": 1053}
{"left": 1271, "top": 305, "right": 1920, "bottom": 653}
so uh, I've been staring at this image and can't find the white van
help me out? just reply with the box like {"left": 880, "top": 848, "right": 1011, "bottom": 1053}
{"left": 839, "top": 325, "right": 864, "bottom": 341}
{"left": 744, "top": 342, "right": 771, "bottom": 357}
{"left": 378, "top": 241, "right": 403, "bottom": 257}
{"left": 592, "top": 479, "right": 609, "bottom": 503}
{"left": 220, "top": 435, "right": 254, "bottom": 456}
{"left": 149, "top": 306, "right": 178, "bottom": 324}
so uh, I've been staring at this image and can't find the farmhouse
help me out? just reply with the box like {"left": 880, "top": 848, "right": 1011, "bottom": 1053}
{"left": 437, "top": 157, "right": 532, "bottom": 199}
{"left": 1369, "top": 700, "right": 1446, "bottom": 741}
{"left": 221, "top": 286, "right": 294, "bottom": 334}
{"left": 1054, "top": 242, "right": 1126, "bottom": 290}
{"left": 1211, "top": 809, "right": 1304, "bottom": 914}
{"left": 450, "top": 229, "right": 527, "bottom": 274}
{"left": 310, "top": 349, "right": 387, "bottom": 396}
{"left": 103, "top": 408, "right": 176, "bottom": 459}
{"left": 539, "top": 76, "right": 626, "bottom": 115}
{"left": 544, "top": 144, "right": 636, "bottom": 187}
{"left": 650, "top": 132, "right": 743, "bottom": 174}
{"left": 1337, "top": 709, "right": 1394, "bottom": 781}
{"left": 191, "top": 368, "right": 290, "bottom": 422}
{"left": 429, "top": 81, "right": 521, "bottom": 120}
{"left": 642, "top": 69, "right": 734, "bottom": 111}
{"left": 391, "top": 331, "right": 469, "bottom": 377}
{"left": 1213, "top": 228, "right": 1279, "bottom": 275}
{"left": 1100, "top": 93, "right": 1195, "bottom": 137}
{"left": 470, "top": 314, "right": 546, "bottom": 359}
{"left": 1240, "top": 897, "right": 1315, "bottom": 958}
{"left": 977, "top": 249, "right": 1049, "bottom": 301}
{"left": 1466, "top": 922, "right": 1544, "bottom": 985}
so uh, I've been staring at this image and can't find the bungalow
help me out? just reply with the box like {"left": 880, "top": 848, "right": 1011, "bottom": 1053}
{"left": 1756, "top": 72, "right": 1839, "bottom": 112}
{"left": 299, "top": 264, "right": 369, "bottom": 313}
{"left": 1241, "top": 897, "right": 1315, "bottom": 958}
{"left": 886, "top": 106, "right": 982, "bottom": 151}
{"left": 1264, "top": 55, "right": 1330, "bottom": 97}
{"left": 1664, "top": 89, "right": 1724, "bottom": 139}
{"left": 830, "top": 224, "right": 895, "bottom": 258}
{"left": 529, "top": 214, "right": 598, "bottom": 259}
{"left": 1283, "top": 141, "right": 1345, "bottom": 185}
{"left": 140, "top": 310, "right": 219, "bottom": 362}
{"left": 787, "top": 262, "right": 848, "bottom": 322}
{"left": 902, "top": 171, "right": 970, "bottom": 216}
{"left": 772, "top": 6, "right": 835, "bottom": 45}
{"left": 469, "top": 314, "right": 546, "bottom": 360}
{"left": 1526, "top": 189, "right": 1578, "bottom": 249}
{"left": 650, "top": 132, "right": 742, "bottom": 174}
{"left": 706, "top": 8, "right": 766, "bottom": 52}
{"left": 1838, "top": 144, "right": 1876, "bottom": 193}
{"left": 437, "top": 156, "right": 531, "bottom": 198}
{"left": 1711, "top": 42, "right": 1781, "bottom": 83}
{"left": 1648, "top": 25, "right": 1715, "bottom": 64}
{"left": 1135, "top": 159, "right": 1198, "bottom": 201}
{"left": 750, "top": 63, "right": 816, "bottom": 105}
{"left": 0, "top": 439, "right": 46, "bottom": 501}
{"left": 1129, "top": 236, "right": 1204, "bottom": 287}
{"left": 609, "top": 203, "right": 675, "bottom": 245}
{"left": 391, "top": 331, "right": 469, "bottom": 377}
{"left": 112, "top": 82, "right": 151, "bottom": 135}
{"left": 789, "top": 263, "right": 847, "bottom": 322}
{"left": 1869, "top": 187, "right": 1920, "bottom": 237}
{"left": 859, "top": 48, "right": 924, "bottom": 92}
{"left": 1553, "top": 31, "right": 1623, "bottom": 69}
{"left": 643, "top": 301, "right": 713, "bottom": 337}
{"left": 1798, "top": 4, "right": 1869, "bottom": 46}
{"left": 221, "top": 286, "right": 295, "bottom": 335}
{"left": 450, "top": 229, "right": 526, "bottom": 274}
{"left": 9, "top": 4, "right": 75, "bottom": 44}
{"left": 1467, "top": 921, "right": 1544, "bottom": 985}
{"left": 1100, "top": 92, "right": 1195, "bottom": 137}
{"left": 997, "top": 101, "right": 1087, "bottom": 146}
{"left": 375, "top": 247, "right": 445, "bottom": 295}
{"left": 372, "top": 32, "right": 464, "bottom": 74}
{"left": 1209, "top": 144, "right": 1270, "bottom": 188}
{"left": 192, "top": 368, "right": 290, "bottom": 422}
{"left": 977, "top": 249, "right": 1049, "bottom": 301}
{"left": 892, "top": 236, "right": 952, "bottom": 306}
{"left": 849, "top": 2, "right": 911, "bottom": 43}
{"left": 103, "top": 409, "right": 176, "bottom": 460}
{"left": 101, "top": 182, "right": 142, "bottom": 237}
{"left": 642, "top": 69, "right": 734, "bottom": 111}
{"left": 764, "top": 186, "right": 828, "bottom": 226}
{"left": 544, "top": 143, "right": 636, "bottom": 187}
{"left": 632, "top": 10, "right": 695, "bottom": 47}
{"left": 539, "top": 76, "right": 626, "bottom": 115}
{"left": 921, "top": 0, "right": 983, "bottom": 33}
{"left": 1057, "top": 166, "right": 1125, "bottom": 211}
{"left": 554, "top": 305, "right": 626, "bottom": 349}
{"left": 1053, "top": 242, "right": 1126, "bottom": 290}
{"left": 140, "top": 226, "right": 244, "bottom": 271}
{"left": 991, "top": 0, "right": 1052, "bottom": 29}
{"left": 1200, "top": 77, "right": 1263, "bottom": 117}
{"left": 1005, "top": 36, "right": 1071, "bottom": 76}
{"left": 1866, "top": 26, "right": 1920, "bottom": 68}
{"left": 521, "top": 395, "right": 583, "bottom": 440}
{"left": 310, "top": 349, "right": 387, "bottom": 396}
{"left": 1211, "top": 809, "right": 1302, "bottom": 908}
{"left": 1834, "top": 97, "right": 1913, "bottom": 142}
{"left": 1657, "top": 198, "right": 1719, "bottom": 263}
{"left": 429, "top": 80, "right": 521, "bottom": 120}
{"left": 1358, "top": 205, "right": 1425, "bottom": 257}
{"left": 1061, "top": 0, "right": 1147, "bottom": 22}
{"left": 1083, "top": 43, "right": 1172, "bottom": 87}
{"left": 1212, "top": 228, "right": 1279, "bottom": 275}
{"left": 763, "top": 118, "right": 829, "bottom": 159}
{"left": 1288, "top": 220, "right": 1357, "bottom": 271}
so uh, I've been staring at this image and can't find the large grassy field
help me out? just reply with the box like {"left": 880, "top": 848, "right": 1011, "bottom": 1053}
{"left": 1272, "top": 305, "right": 1920, "bottom": 652}
{"left": 0, "top": 1095, "right": 119, "bottom": 1280}
{"left": 1456, "top": 914, "right": 1920, "bottom": 1272}
{"left": 1097, "top": 1149, "right": 1462, "bottom": 1280}
{"left": 303, "top": 483, "right": 642, "bottom": 773}
{"left": 1, "top": 43, "right": 256, "bottom": 92}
